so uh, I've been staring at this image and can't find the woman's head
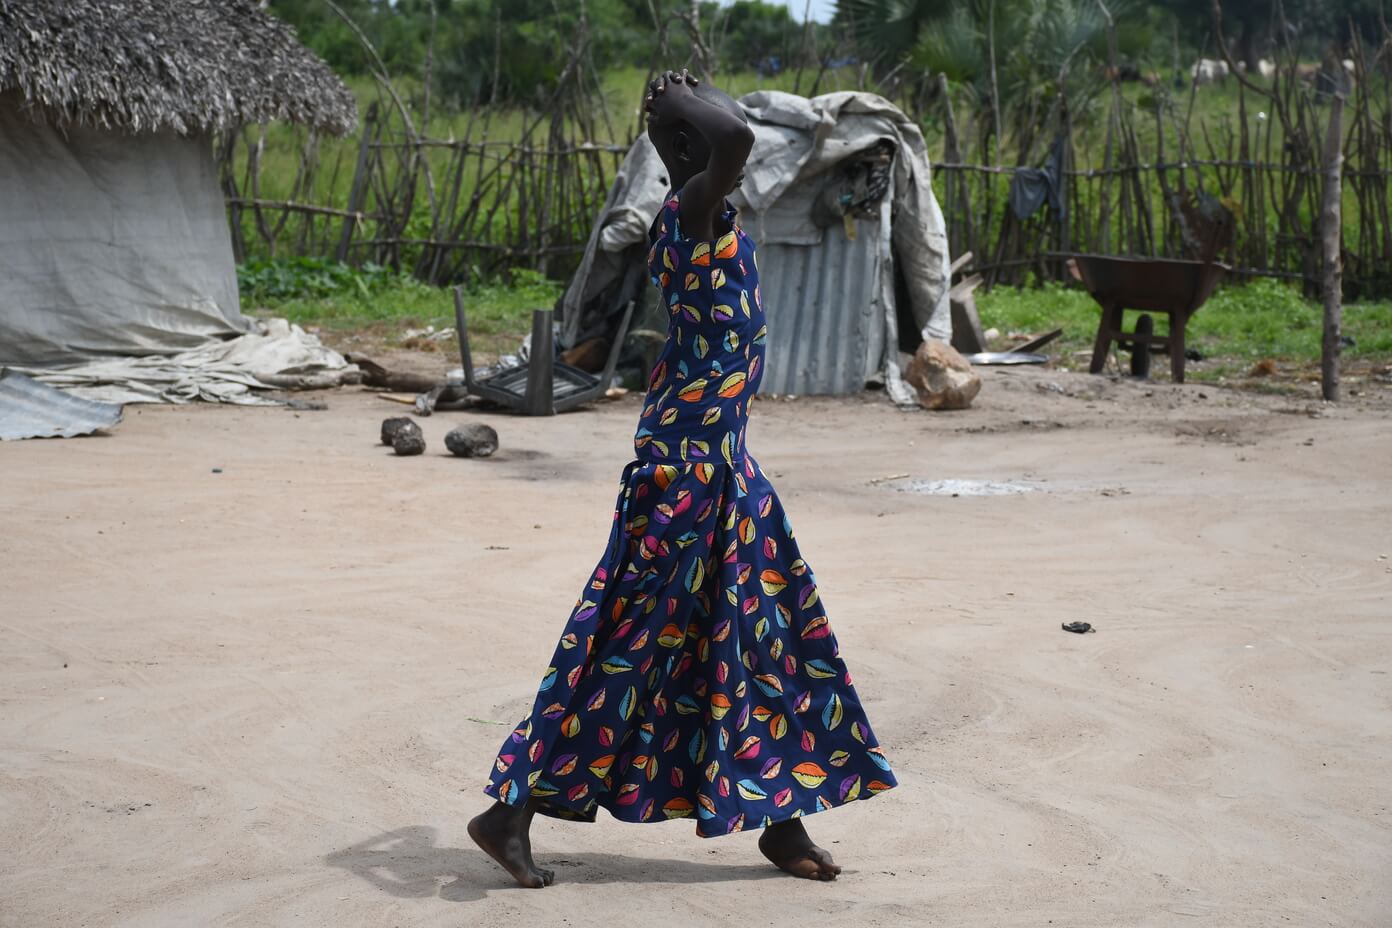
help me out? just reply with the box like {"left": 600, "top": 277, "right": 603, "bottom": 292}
{"left": 648, "top": 81, "right": 748, "bottom": 191}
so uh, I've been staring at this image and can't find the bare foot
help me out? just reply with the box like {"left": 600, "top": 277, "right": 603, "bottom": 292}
{"left": 758, "top": 819, "right": 842, "bottom": 881}
{"left": 468, "top": 801, "right": 554, "bottom": 888}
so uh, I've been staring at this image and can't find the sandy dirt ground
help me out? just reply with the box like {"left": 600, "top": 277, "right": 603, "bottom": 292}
{"left": 3, "top": 366, "right": 1390, "bottom": 928}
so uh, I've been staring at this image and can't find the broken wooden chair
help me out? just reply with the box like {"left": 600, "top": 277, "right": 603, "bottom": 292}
{"left": 453, "top": 286, "right": 635, "bottom": 416}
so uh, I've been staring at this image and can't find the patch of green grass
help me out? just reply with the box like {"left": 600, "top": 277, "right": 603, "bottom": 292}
{"left": 977, "top": 278, "right": 1392, "bottom": 379}
{"left": 240, "top": 259, "right": 562, "bottom": 344}
{"left": 974, "top": 281, "right": 1099, "bottom": 361}
{"left": 1191, "top": 278, "right": 1317, "bottom": 361}
{"left": 249, "top": 277, "right": 446, "bottom": 329}
{"left": 1342, "top": 301, "right": 1392, "bottom": 356}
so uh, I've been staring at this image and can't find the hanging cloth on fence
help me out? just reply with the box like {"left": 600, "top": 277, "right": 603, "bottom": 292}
{"left": 1008, "top": 135, "right": 1067, "bottom": 222}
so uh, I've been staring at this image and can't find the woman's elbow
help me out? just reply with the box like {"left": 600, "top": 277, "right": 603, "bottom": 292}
{"left": 722, "top": 122, "right": 755, "bottom": 156}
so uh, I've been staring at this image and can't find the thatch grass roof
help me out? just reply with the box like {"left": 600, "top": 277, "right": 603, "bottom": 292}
{"left": 0, "top": 0, "right": 356, "bottom": 135}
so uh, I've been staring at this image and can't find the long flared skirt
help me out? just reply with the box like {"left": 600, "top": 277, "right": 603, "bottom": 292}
{"left": 483, "top": 453, "right": 897, "bottom": 837}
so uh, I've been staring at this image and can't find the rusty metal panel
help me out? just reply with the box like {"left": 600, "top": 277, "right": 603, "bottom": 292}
{"left": 756, "top": 206, "right": 891, "bottom": 396}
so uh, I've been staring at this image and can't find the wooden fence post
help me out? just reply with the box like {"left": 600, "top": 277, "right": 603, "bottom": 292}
{"left": 1320, "top": 90, "right": 1346, "bottom": 402}
{"left": 336, "top": 102, "right": 378, "bottom": 265}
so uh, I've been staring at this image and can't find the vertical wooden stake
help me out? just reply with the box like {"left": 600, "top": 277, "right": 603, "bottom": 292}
{"left": 337, "top": 102, "right": 377, "bottom": 265}
{"left": 1320, "top": 90, "right": 1346, "bottom": 402}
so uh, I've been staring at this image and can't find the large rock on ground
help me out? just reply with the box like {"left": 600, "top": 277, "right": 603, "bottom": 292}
{"left": 381, "top": 417, "right": 418, "bottom": 445}
{"left": 390, "top": 420, "right": 426, "bottom": 456}
{"left": 445, "top": 423, "right": 499, "bottom": 458}
{"left": 905, "top": 340, "right": 982, "bottom": 410}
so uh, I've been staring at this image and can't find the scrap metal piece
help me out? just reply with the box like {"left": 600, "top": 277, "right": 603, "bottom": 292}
{"left": 949, "top": 273, "right": 987, "bottom": 355}
{"left": 0, "top": 370, "right": 122, "bottom": 440}
{"left": 964, "top": 352, "right": 1049, "bottom": 366}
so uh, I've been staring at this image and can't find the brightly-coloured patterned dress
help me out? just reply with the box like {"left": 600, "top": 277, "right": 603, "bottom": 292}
{"left": 483, "top": 191, "right": 897, "bottom": 837}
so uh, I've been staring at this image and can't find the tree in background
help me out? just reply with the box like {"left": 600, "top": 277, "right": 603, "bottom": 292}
{"left": 1152, "top": 0, "right": 1270, "bottom": 71}
{"left": 836, "top": 0, "right": 1113, "bottom": 152}
{"left": 268, "top": 0, "right": 822, "bottom": 108}
{"left": 839, "top": 0, "right": 1391, "bottom": 85}
{"left": 269, "top": 0, "right": 653, "bottom": 105}
{"left": 719, "top": 1, "right": 803, "bottom": 73}
{"left": 836, "top": 0, "right": 947, "bottom": 72}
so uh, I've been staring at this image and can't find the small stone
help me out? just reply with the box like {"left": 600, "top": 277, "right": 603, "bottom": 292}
{"left": 904, "top": 340, "right": 982, "bottom": 411}
{"left": 390, "top": 421, "right": 426, "bottom": 456}
{"left": 445, "top": 423, "right": 500, "bottom": 458}
{"left": 380, "top": 417, "right": 418, "bottom": 445}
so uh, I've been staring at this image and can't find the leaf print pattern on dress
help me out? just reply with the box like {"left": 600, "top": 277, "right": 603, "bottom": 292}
{"left": 483, "top": 191, "right": 896, "bottom": 837}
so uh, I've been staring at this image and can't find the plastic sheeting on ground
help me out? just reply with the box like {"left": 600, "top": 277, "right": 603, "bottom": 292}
{"left": 5, "top": 319, "right": 358, "bottom": 405}
{"left": 0, "top": 370, "right": 123, "bottom": 440}
{"left": 559, "top": 90, "right": 951, "bottom": 403}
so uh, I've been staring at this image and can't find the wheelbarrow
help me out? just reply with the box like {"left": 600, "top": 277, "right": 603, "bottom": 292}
{"left": 1054, "top": 255, "right": 1227, "bottom": 383}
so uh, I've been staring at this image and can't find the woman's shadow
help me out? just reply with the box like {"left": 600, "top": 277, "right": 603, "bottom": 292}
{"left": 325, "top": 825, "right": 780, "bottom": 902}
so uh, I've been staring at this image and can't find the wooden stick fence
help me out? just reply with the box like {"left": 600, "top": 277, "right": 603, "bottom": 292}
{"left": 217, "top": 99, "right": 632, "bottom": 285}
{"left": 929, "top": 32, "right": 1392, "bottom": 300}
{"left": 218, "top": 27, "right": 1392, "bottom": 301}
{"left": 217, "top": 9, "right": 632, "bottom": 286}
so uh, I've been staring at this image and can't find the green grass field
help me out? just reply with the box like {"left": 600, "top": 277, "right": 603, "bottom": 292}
{"left": 976, "top": 279, "right": 1392, "bottom": 382}
{"left": 242, "top": 257, "right": 1391, "bottom": 387}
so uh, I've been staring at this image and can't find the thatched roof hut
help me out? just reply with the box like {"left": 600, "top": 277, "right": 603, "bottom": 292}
{"left": 0, "top": 0, "right": 356, "bottom": 135}
{"left": 0, "top": 0, "right": 357, "bottom": 366}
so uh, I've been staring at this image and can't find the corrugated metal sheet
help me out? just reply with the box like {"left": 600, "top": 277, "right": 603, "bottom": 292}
{"left": 0, "top": 370, "right": 123, "bottom": 440}
{"left": 756, "top": 200, "right": 893, "bottom": 396}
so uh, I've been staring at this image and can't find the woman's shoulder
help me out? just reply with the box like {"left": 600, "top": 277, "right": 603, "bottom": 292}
{"left": 648, "top": 192, "right": 682, "bottom": 246}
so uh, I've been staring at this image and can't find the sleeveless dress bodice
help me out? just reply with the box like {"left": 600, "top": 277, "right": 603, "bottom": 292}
{"left": 636, "top": 193, "right": 765, "bottom": 466}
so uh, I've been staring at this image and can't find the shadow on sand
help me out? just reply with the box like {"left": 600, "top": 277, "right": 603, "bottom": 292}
{"left": 325, "top": 825, "right": 780, "bottom": 902}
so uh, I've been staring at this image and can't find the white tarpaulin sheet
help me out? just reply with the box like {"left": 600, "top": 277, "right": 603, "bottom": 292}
{"left": 0, "top": 96, "right": 250, "bottom": 367}
{"left": 559, "top": 90, "right": 951, "bottom": 401}
{"left": 6, "top": 318, "right": 356, "bottom": 405}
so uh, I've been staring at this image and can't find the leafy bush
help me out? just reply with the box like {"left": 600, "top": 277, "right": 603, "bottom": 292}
{"left": 236, "top": 257, "right": 420, "bottom": 303}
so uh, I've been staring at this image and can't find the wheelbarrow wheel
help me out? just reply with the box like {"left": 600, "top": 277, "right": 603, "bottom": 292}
{"left": 1130, "top": 313, "right": 1154, "bottom": 379}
